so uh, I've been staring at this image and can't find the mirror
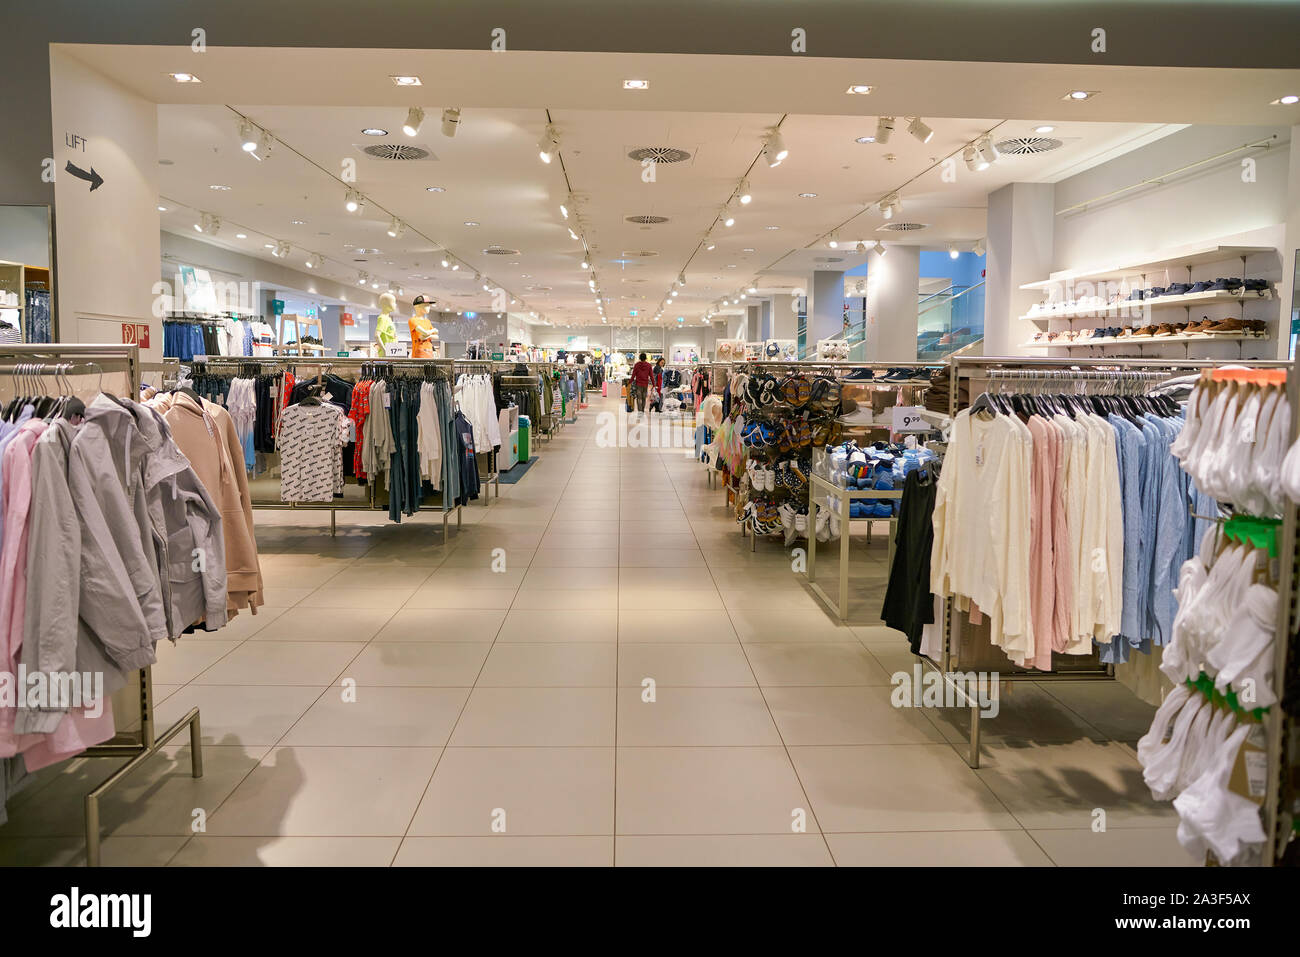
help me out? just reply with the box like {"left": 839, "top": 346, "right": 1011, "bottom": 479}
{"left": 0, "top": 205, "right": 53, "bottom": 343}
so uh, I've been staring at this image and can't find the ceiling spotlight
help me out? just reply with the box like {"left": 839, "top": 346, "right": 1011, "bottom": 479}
{"left": 251, "top": 130, "right": 273, "bottom": 161}
{"left": 1033, "top": 125, "right": 1056, "bottom": 134}
{"left": 426, "top": 185, "right": 445, "bottom": 192}
{"left": 798, "top": 192, "right": 818, "bottom": 198}
{"left": 390, "top": 75, "right": 422, "bottom": 86}
{"left": 238, "top": 120, "right": 258, "bottom": 152}
{"left": 972, "top": 239, "right": 986, "bottom": 256}
{"left": 623, "top": 79, "right": 649, "bottom": 90}
{"left": 588, "top": 279, "right": 596, "bottom": 289}
{"left": 845, "top": 84, "right": 874, "bottom": 95}
{"left": 235, "top": 233, "right": 247, "bottom": 239}
{"left": 196, "top": 213, "right": 221, "bottom": 235}
{"left": 1066, "top": 90, "right": 1098, "bottom": 100}
{"left": 747, "top": 285, "right": 758, "bottom": 294}
{"left": 272, "top": 241, "right": 291, "bottom": 259}
{"left": 386, "top": 217, "right": 405, "bottom": 238}
{"left": 538, "top": 125, "right": 558, "bottom": 164}
{"left": 440, "top": 107, "right": 460, "bottom": 137}
{"left": 157, "top": 205, "right": 168, "bottom": 212}
{"left": 678, "top": 273, "right": 686, "bottom": 286}
{"left": 402, "top": 107, "right": 425, "bottom": 137}
{"left": 671, "top": 289, "right": 678, "bottom": 297}
{"left": 762, "top": 130, "right": 788, "bottom": 167}
{"left": 738, "top": 180, "right": 752, "bottom": 205}
{"left": 963, "top": 145, "right": 984, "bottom": 172}
{"left": 873, "top": 241, "right": 887, "bottom": 257}
{"left": 907, "top": 117, "right": 934, "bottom": 144}
{"left": 855, "top": 241, "right": 867, "bottom": 254}
{"left": 949, "top": 244, "right": 959, "bottom": 260}
{"left": 875, "top": 116, "right": 895, "bottom": 144}
{"left": 827, "top": 232, "right": 840, "bottom": 249}
{"left": 723, "top": 212, "right": 735, "bottom": 228}
{"left": 306, "top": 254, "right": 323, "bottom": 269}
{"left": 855, "top": 135, "right": 876, "bottom": 145}
{"left": 879, "top": 193, "right": 901, "bottom": 220}
{"left": 362, "top": 127, "right": 388, "bottom": 136}
{"left": 560, "top": 202, "right": 569, "bottom": 219}
{"left": 451, "top": 264, "right": 460, "bottom": 271}
{"left": 344, "top": 189, "right": 362, "bottom": 213}
{"left": 567, "top": 227, "right": 579, "bottom": 242}
{"left": 974, "top": 135, "right": 999, "bottom": 167}
{"left": 441, "top": 258, "right": 450, "bottom": 268}
{"left": 168, "top": 72, "right": 201, "bottom": 83}
{"left": 580, "top": 259, "right": 590, "bottom": 269}
{"left": 705, "top": 242, "right": 716, "bottom": 251}
{"left": 1275, "top": 94, "right": 1300, "bottom": 105}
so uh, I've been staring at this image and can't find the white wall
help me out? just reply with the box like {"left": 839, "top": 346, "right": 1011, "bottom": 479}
{"left": 51, "top": 50, "right": 161, "bottom": 355}
{"left": 0, "top": 205, "right": 51, "bottom": 268}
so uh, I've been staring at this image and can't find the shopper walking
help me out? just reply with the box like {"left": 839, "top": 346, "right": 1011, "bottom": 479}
{"left": 652, "top": 357, "right": 666, "bottom": 413}
{"left": 630, "top": 352, "right": 653, "bottom": 416}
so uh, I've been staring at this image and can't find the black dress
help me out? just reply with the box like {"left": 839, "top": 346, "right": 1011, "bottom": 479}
{"left": 881, "top": 466, "right": 938, "bottom": 653}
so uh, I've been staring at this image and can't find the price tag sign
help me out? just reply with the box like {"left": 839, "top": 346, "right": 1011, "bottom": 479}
{"left": 891, "top": 406, "right": 928, "bottom": 432}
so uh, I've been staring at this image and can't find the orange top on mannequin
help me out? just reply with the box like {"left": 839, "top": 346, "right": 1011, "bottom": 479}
{"left": 409, "top": 295, "right": 439, "bottom": 359}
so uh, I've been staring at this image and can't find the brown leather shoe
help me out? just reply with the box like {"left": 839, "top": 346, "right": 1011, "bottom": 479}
{"left": 1133, "top": 325, "right": 1155, "bottom": 337}
{"left": 1154, "top": 323, "right": 1175, "bottom": 336}
{"left": 1205, "top": 317, "right": 1245, "bottom": 335}
{"left": 1244, "top": 319, "right": 1268, "bottom": 335}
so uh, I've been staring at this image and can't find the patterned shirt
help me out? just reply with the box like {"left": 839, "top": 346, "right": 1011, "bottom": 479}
{"left": 279, "top": 402, "right": 348, "bottom": 502}
{"left": 350, "top": 380, "right": 372, "bottom": 479}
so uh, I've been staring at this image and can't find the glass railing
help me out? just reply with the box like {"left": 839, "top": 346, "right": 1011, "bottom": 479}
{"left": 918, "top": 281, "right": 985, "bottom": 360}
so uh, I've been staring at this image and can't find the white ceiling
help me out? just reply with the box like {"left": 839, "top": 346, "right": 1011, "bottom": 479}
{"left": 64, "top": 44, "right": 1300, "bottom": 326}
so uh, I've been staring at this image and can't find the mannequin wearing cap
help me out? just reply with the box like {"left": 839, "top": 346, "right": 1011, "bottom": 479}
{"left": 409, "top": 295, "right": 440, "bottom": 359}
{"left": 374, "top": 292, "right": 399, "bottom": 356}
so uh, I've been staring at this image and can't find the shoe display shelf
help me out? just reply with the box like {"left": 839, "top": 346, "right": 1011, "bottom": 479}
{"left": 1021, "top": 331, "right": 1268, "bottom": 349}
{"left": 1019, "top": 288, "right": 1269, "bottom": 324}
{"left": 805, "top": 473, "right": 900, "bottom": 620}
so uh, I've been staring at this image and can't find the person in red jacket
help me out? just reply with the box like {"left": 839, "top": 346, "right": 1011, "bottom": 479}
{"left": 652, "top": 357, "right": 666, "bottom": 413}
{"left": 630, "top": 352, "right": 653, "bottom": 416}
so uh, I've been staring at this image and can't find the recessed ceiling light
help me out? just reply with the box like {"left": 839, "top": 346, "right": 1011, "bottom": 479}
{"left": 1065, "top": 90, "right": 1098, "bottom": 100}
{"left": 264, "top": 243, "right": 275, "bottom": 249}
{"left": 623, "top": 79, "right": 649, "bottom": 90}
{"left": 156, "top": 205, "right": 167, "bottom": 212}
{"left": 291, "top": 219, "right": 305, "bottom": 225}
{"left": 362, "top": 128, "right": 389, "bottom": 136}
{"left": 742, "top": 247, "right": 756, "bottom": 252}
{"left": 168, "top": 72, "right": 201, "bottom": 83}
{"left": 845, "top": 84, "right": 874, "bottom": 95}
{"left": 390, "top": 75, "right": 422, "bottom": 86}
{"left": 1033, "top": 125, "right": 1056, "bottom": 134}
{"left": 426, "top": 185, "right": 445, "bottom": 192}
{"left": 855, "top": 136, "right": 876, "bottom": 144}
{"left": 764, "top": 225, "right": 780, "bottom": 230}
{"left": 235, "top": 233, "right": 247, "bottom": 239}
{"left": 464, "top": 221, "right": 480, "bottom": 227}
{"left": 209, "top": 184, "right": 232, "bottom": 190}
{"left": 726, "top": 264, "right": 737, "bottom": 268}
{"left": 705, "top": 243, "right": 716, "bottom": 251}
{"left": 798, "top": 192, "right": 818, "bottom": 199}
{"left": 1275, "top": 95, "right": 1300, "bottom": 105}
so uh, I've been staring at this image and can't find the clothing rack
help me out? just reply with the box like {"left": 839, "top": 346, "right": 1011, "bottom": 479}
{"left": 938, "top": 355, "right": 1294, "bottom": 769}
{"left": 188, "top": 355, "right": 470, "bottom": 542}
{"left": 452, "top": 359, "right": 504, "bottom": 498}
{"left": 0, "top": 344, "right": 203, "bottom": 867}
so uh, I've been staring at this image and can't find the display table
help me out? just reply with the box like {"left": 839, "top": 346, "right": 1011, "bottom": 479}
{"left": 806, "top": 473, "right": 902, "bottom": 620}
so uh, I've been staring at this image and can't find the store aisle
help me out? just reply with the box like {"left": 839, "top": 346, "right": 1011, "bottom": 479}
{"left": 0, "top": 393, "right": 1190, "bottom": 867}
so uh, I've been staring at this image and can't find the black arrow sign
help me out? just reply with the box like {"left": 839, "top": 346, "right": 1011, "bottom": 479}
{"left": 65, "top": 161, "right": 104, "bottom": 192}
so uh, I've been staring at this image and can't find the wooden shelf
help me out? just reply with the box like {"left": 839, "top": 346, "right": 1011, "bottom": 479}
{"left": 1020, "top": 289, "right": 1271, "bottom": 324}
{"left": 1020, "top": 244, "right": 1275, "bottom": 291}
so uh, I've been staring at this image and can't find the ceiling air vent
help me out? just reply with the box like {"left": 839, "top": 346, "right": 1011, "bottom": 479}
{"left": 994, "top": 136, "right": 1064, "bottom": 155}
{"left": 483, "top": 245, "right": 519, "bottom": 255}
{"left": 621, "top": 250, "right": 659, "bottom": 258}
{"left": 359, "top": 143, "right": 433, "bottom": 161}
{"left": 627, "top": 147, "right": 692, "bottom": 164}
{"left": 879, "top": 222, "right": 928, "bottom": 232}
{"left": 625, "top": 215, "right": 670, "bottom": 225}
{"left": 814, "top": 256, "right": 845, "bottom": 263}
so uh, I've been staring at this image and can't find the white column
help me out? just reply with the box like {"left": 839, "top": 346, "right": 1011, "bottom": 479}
{"left": 809, "top": 270, "right": 844, "bottom": 345}
{"left": 865, "top": 244, "right": 920, "bottom": 362}
{"left": 1274, "top": 123, "right": 1300, "bottom": 360}
{"left": 769, "top": 294, "right": 797, "bottom": 339}
{"left": 985, "top": 182, "right": 1055, "bottom": 357}
{"left": 51, "top": 49, "right": 161, "bottom": 357}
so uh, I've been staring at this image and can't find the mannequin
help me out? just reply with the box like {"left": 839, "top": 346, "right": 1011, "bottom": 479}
{"left": 374, "top": 292, "right": 399, "bottom": 355}
{"left": 409, "top": 295, "right": 440, "bottom": 359}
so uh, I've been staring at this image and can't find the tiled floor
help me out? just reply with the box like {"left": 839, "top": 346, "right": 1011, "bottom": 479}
{"left": 0, "top": 394, "right": 1195, "bottom": 867}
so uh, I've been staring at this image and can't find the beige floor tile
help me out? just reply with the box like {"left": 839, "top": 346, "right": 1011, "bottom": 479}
{"left": 531, "top": 547, "right": 620, "bottom": 568}
{"left": 248, "top": 607, "right": 398, "bottom": 642}
{"left": 150, "top": 639, "right": 243, "bottom": 685}
{"left": 394, "top": 835, "right": 612, "bottom": 866}
{"left": 478, "top": 643, "right": 617, "bottom": 687}
{"left": 280, "top": 687, "right": 470, "bottom": 746}
{"left": 763, "top": 686, "right": 948, "bottom": 746}
{"left": 192, "top": 641, "right": 364, "bottom": 686}
{"left": 154, "top": 684, "right": 324, "bottom": 746}
{"left": 371, "top": 607, "right": 507, "bottom": 643}
{"left": 973, "top": 739, "right": 1178, "bottom": 830}
{"left": 1027, "top": 826, "right": 1198, "bottom": 866}
{"left": 407, "top": 747, "right": 614, "bottom": 835}
{"left": 170, "top": 836, "right": 402, "bottom": 866}
{"left": 615, "top": 834, "right": 833, "bottom": 867}
{"left": 1034, "top": 680, "right": 1159, "bottom": 743}
{"left": 521, "top": 565, "right": 619, "bottom": 590}
{"left": 619, "top": 587, "right": 722, "bottom": 610}
{"left": 320, "top": 564, "right": 437, "bottom": 589}
{"left": 727, "top": 609, "right": 858, "bottom": 643}
{"left": 619, "top": 548, "right": 706, "bottom": 567}
{"left": 617, "top": 687, "right": 781, "bottom": 746}
{"left": 744, "top": 643, "right": 893, "bottom": 686}
{"left": 923, "top": 683, "right": 1109, "bottom": 747}
{"left": 511, "top": 587, "right": 618, "bottom": 610}
{"left": 404, "top": 587, "right": 520, "bottom": 609}
{"left": 789, "top": 744, "right": 1018, "bottom": 832}
{"left": 194, "top": 604, "right": 288, "bottom": 641}
{"left": 258, "top": 587, "right": 316, "bottom": 608}
{"left": 343, "top": 642, "right": 488, "bottom": 686}
{"left": 618, "top": 609, "right": 738, "bottom": 643}
{"left": 617, "top": 643, "right": 755, "bottom": 687}
{"left": 205, "top": 746, "right": 438, "bottom": 836}
{"left": 616, "top": 747, "right": 816, "bottom": 835}
{"left": 449, "top": 688, "right": 616, "bottom": 746}
{"left": 827, "top": 830, "right": 1052, "bottom": 866}
{"left": 439, "top": 546, "right": 536, "bottom": 568}
{"left": 496, "top": 609, "right": 617, "bottom": 643}
{"left": 299, "top": 587, "right": 418, "bottom": 610}
{"left": 0, "top": 835, "right": 191, "bottom": 867}
{"left": 420, "top": 566, "right": 528, "bottom": 589}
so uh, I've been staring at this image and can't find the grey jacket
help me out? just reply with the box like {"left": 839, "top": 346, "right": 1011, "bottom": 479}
{"left": 17, "top": 397, "right": 227, "bottom": 732}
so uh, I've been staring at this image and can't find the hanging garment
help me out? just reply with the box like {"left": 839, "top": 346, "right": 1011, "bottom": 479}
{"left": 147, "top": 391, "right": 265, "bottom": 613}
{"left": 881, "top": 466, "right": 938, "bottom": 652}
{"left": 350, "top": 379, "right": 373, "bottom": 480}
{"left": 418, "top": 380, "right": 443, "bottom": 487}
{"left": 388, "top": 379, "right": 424, "bottom": 522}
{"left": 279, "top": 401, "right": 348, "bottom": 502}
{"left": 453, "top": 410, "right": 481, "bottom": 506}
